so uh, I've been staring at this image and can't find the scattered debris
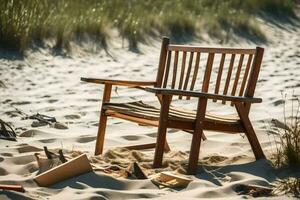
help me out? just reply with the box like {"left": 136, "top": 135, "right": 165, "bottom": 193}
{"left": 58, "top": 149, "right": 68, "bottom": 163}
{"left": 132, "top": 162, "right": 148, "bottom": 179}
{"left": 236, "top": 184, "right": 273, "bottom": 197}
{"left": 34, "top": 153, "right": 62, "bottom": 173}
{"left": 151, "top": 171, "right": 193, "bottom": 188}
{"left": 28, "top": 113, "right": 56, "bottom": 124}
{"left": 50, "top": 122, "right": 68, "bottom": 129}
{"left": 35, "top": 147, "right": 68, "bottom": 173}
{"left": 34, "top": 154, "right": 92, "bottom": 187}
{"left": 0, "top": 184, "right": 25, "bottom": 193}
{"left": 13, "top": 107, "right": 68, "bottom": 129}
{"left": 31, "top": 120, "right": 48, "bottom": 127}
{"left": 0, "top": 119, "right": 16, "bottom": 141}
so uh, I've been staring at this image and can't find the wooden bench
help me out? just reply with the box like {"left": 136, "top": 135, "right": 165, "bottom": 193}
{"left": 81, "top": 37, "right": 265, "bottom": 174}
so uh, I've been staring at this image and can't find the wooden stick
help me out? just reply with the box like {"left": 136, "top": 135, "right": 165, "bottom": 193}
{"left": 0, "top": 184, "right": 25, "bottom": 192}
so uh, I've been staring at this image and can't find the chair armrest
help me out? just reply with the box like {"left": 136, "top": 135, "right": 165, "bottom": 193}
{"left": 81, "top": 77, "right": 156, "bottom": 87}
{"left": 144, "top": 87, "right": 262, "bottom": 103}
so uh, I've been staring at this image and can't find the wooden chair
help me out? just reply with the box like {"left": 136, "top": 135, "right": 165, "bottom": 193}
{"left": 81, "top": 37, "right": 265, "bottom": 174}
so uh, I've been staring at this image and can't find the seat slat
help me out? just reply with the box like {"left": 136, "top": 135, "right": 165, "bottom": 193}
{"left": 104, "top": 101, "right": 239, "bottom": 124}
{"left": 222, "top": 54, "right": 236, "bottom": 104}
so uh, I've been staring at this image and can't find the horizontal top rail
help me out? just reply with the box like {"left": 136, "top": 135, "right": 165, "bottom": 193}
{"left": 168, "top": 45, "right": 257, "bottom": 54}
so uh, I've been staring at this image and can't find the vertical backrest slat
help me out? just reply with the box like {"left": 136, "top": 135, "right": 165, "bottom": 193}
{"left": 231, "top": 54, "right": 244, "bottom": 96}
{"left": 190, "top": 52, "right": 201, "bottom": 91}
{"left": 202, "top": 53, "right": 215, "bottom": 92}
{"left": 155, "top": 37, "right": 169, "bottom": 87}
{"left": 245, "top": 47, "right": 264, "bottom": 97}
{"left": 163, "top": 51, "right": 172, "bottom": 88}
{"left": 183, "top": 52, "right": 194, "bottom": 91}
{"left": 178, "top": 51, "right": 187, "bottom": 99}
{"left": 244, "top": 47, "right": 264, "bottom": 114}
{"left": 239, "top": 54, "right": 253, "bottom": 96}
{"left": 187, "top": 52, "right": 201, "bottom": 100}
{"left": 213, "top": 53, "right": 226, "bottom": 102}
{"left": 171, "top": 51, "right": 179, "bottom": 89}
{"left": 178, "top": 51, "right": 187, "bottom": 89}
{"left": 230, "top": 54, "right": 244, "bottom": 106}
{"left": 222, "top": 54, "right": 236, "bottom": 104}
{"left": 157, "top": 38, "right": 262, "bottom": 106}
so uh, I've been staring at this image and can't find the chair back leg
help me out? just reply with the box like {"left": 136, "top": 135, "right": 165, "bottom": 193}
{"left": 235, "top": 103, "right": 265, "bottom": 160}
{"left": 187, "top": 98, "right": 207, "bottom": 174}
{"left": 95, "top": 84, "right": 112, "bottom": 155}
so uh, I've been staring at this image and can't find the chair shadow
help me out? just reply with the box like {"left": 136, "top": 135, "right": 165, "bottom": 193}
{"left": 195, "top": 158, "right": 300, "bottom": 185}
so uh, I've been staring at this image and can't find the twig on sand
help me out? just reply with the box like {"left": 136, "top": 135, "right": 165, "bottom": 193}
{"left": 0, "top": 184, "right": 25, "bottom": 193}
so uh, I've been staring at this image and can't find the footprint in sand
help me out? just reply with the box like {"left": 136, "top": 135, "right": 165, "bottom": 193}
{"left": 76, "top": 136, "right": 96, "bottom": 143}
{"left": 0, "top": 167, "right": 8, "bottom": 175}
{"left": 39, "top": 138, "right": 57, "bottom": 143}
{"left": 0, "top": 153, "right": 13, "bottom": 157}
{"left": 146, "top": 132, "right": 157, "bottom": 138}
{"left": 64, "top": 114, "right": 81, "bottom": 120}
{"left": 121, "top": 135, "right": 143, "bottom": 141}
{"left": 17, "top": 144, "right": 42, "bottom": 153}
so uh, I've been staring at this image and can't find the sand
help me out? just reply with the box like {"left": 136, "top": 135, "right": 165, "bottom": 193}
{"left": 0, "top": 19, "right": 299, "bottom": 199}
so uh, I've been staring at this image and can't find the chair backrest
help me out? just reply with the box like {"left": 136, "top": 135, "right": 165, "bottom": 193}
{"left": 155, "top": 37, "right": 264, "bottom": 105}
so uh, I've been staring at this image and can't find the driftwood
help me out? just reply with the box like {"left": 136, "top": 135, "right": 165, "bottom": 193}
{"left": 151, "top": 172, "right": 193, "bottom": 188}
{"left": 34, "top": 154, "right": 92, "bottom": 187}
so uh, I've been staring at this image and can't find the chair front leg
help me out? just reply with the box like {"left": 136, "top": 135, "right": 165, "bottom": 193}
{"left": 153, "top": 94, "right": 172, "bottom": 168}
{"left": 188, "top": 97, "right": 208, "bottom": 174}
{"left": 235, "top": 102, "right": 265, "bottom": 160}
{"left": 95, "top": 83, "right": 112, "bottom": 155}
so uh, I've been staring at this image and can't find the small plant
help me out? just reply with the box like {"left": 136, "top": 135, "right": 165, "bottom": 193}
{"left": 271, "top": 95, "right": 300, "bottom": 168}
{"left": 273, "top": 177, "right": 300, "bottom": 197}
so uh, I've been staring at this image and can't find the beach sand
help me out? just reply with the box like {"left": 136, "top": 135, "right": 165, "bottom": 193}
{"left": 0, "top": 20, "right": 299, "bottom": 199}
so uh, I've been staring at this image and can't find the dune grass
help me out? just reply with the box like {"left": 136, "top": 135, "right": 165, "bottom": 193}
{"left": 0, "top": 0, "right": 297, "bottom": 53}
{"left": 272, "top": 97, "right": 300, "bottom": 169}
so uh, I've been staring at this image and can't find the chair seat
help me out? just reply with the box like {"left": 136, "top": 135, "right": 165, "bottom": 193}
{"left": 103, "top": 101, "right": 244, "bottom": 133}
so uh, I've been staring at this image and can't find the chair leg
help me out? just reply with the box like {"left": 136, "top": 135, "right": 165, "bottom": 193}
{"left": 153, "top": 95, "right": 172, "bottom": 168}
{"left": 235, "top": 103, "right": 265, "bottom": 160}
{"left": 94, "top": 84, "right": 112, "bottom": 155}
{"left": 187, "top": 98, "right": 207, "bottom": 175}
{"left": 94, "top": 111, "right": 108, "bottom": 155}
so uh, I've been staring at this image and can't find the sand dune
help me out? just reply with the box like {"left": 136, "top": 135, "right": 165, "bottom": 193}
{"left": 0, "top": 20, "right": 299, "bottom": 199}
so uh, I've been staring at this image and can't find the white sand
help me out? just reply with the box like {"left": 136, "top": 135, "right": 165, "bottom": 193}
{"left": 0, "top": 20, "right": 299, "bottom": 200}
